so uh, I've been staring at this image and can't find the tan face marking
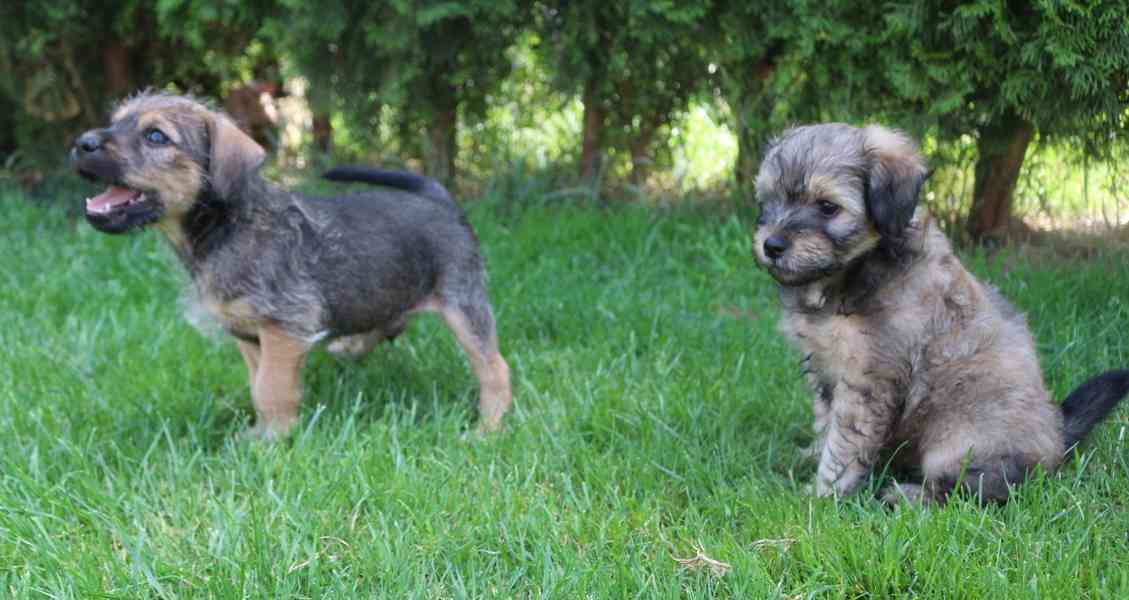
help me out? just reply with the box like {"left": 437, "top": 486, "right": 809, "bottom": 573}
{"left": 136, "top": 112, "right": 184, "bottom": 145}
{"left": 87, "top": 93, "right": 265, "bottom": 243}
{"left": 202, "top": 296, "right": 261, "bottom": 338}
{"left": 120, "top": 149, "right": 204, "bottom": 221}
{"left": 806, "top": 174, "right": 866, "bottom": 216}
{"left": 106, "top": 102, "right": 218, "bottom": 231}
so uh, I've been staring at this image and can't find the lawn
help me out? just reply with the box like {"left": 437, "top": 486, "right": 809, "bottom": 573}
{"left": 1, "top": 181, "right": 1128, "bottom": 598}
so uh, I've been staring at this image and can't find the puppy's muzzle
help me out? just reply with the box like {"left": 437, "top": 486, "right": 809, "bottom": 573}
{"left": 763, "top": 235, "right": 790, "bottom": 260}
{"left": 73, "top": 129, "right": 115, "bottom": 171}
{"left": 74, "top": 130, "right": 104, "bottom": 155}
{"left": 72, "top": 128, "right": 162, "bottom": 234}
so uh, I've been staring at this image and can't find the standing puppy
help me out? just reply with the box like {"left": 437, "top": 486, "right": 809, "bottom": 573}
{"left": 753, "top": 123, "right": 1129, "bottom": 504}
{"left": 72, "top": 92, "right": 511, "bottom": 439}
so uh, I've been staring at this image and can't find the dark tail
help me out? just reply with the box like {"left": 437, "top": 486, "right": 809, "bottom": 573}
{"left": 1061, "top": 370, "right": 1129, "bottom": 451}
{"left": 322, "top": 166, "right": 453, "bottom": 205}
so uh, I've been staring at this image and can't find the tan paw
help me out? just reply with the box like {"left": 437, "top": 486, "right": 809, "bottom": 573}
{"left": 473, "top": 416, "right": 505, "bottom": 438}
{"left": 796, "top": 442, "right": 822, "bottom": 461}
{"left": 326, "top": 332, "right": 381, "bottom": 359}
{"left": 238, "top": 417, "right": 297, "bottom": 442}
{"left": 880, "top": 482, "right": 933, "bottom": 507}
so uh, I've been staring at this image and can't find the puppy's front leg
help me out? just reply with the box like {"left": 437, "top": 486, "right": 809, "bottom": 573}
{"left": 243, "top": 324, "right": 310, "bottom": 440}
{"left": 798, "top": 379, "right": 833, "bottom": 460}
{"left": 813, "top": 380, "right": 896, "bottom": 497}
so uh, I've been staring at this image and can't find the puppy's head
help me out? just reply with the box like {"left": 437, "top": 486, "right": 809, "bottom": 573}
{"left": 71, "top": 92, "right": 265, "bottom": 234}
{"left": 752, "top": 123, "right": 927, "bottom": 286}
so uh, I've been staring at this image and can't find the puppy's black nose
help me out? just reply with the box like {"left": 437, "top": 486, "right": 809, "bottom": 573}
{"left": 74, "top": 131, "right": 104, "bottom": 154}
{"left": 764, "top": 235, "right": 790, "bottom": 259}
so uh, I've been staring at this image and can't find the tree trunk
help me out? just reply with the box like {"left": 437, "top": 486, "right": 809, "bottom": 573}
{"left": 425, "top": 80, "right": 458, "bottom": 190}
{"left": 415, "top": 15, "right": 467, "bottom": 191}
{"left": 0, "top": 93, "right": 16, "bottom": 158}
{"left": 732, "top": 48, "right": 783, "bottom": 186}
{"left": 102, "top": 41, "right": 132, "bottom": 96}
{"left": 312, "top": 113, "right": 332, "bottom": 154}
{"left": 579, "top": 78, "right": 606, "bottom": 184}
{"left": 967, "top": 110, "right": 1035, "bottom": 243}
{"left": 628, "top": 123, "right": 657, "bottom": 186}
{"left": 734, "top": 118, "right": 765, "bottom": 188}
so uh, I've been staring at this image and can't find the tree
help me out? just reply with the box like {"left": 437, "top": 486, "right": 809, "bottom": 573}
{"left": 536, "top": 1, "right": 712, "bottom": 185}
{"left": 878, "top": 0, "right": 1129, "bottom": 241}
{"left": 710, "top": 1, "right": 894, "bottom": 185}
{"left": 0, "top": 0, "right": 276, "bottom": 162}
{"left": 709, "top": 2, "right": 792, "bottom": 186}
{"left": 275, "top": 0, "right": 526, "bottom": 189}
{"left": 715, "top": 1, "right": 1129, "bottom": 240}
{"left": 614, "top": 13, "right": 710, "bottom": 186}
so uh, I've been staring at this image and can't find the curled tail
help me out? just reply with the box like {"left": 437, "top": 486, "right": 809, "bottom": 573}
{"left": 1061, "top": 370, "right": 1129, "bottom": 451}
{"left": 323, "top": 166, "right": 454, "bottom": 206}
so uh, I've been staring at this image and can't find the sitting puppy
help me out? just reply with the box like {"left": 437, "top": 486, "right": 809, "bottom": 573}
{"left": 72, "top": 92, "right": 511, "bottom": 439}
{"left": 753, "top": 123, "right": 1129, "bottom": 504}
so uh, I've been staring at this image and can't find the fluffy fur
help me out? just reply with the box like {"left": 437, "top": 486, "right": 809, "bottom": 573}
{"left": 753, "top": 123, "right": 1129, "bottom": 504}
{"left": 72, "top": 92, "right": 512, "bottom": 439}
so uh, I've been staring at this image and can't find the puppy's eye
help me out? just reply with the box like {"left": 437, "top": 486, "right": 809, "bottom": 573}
{"left": 817, "top": 200, "right": 840, "bottom": 217}
{"left": 144, "top": 128, "right": 170, "bottom": 145}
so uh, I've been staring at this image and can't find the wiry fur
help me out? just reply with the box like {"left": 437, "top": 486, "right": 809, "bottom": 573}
{"left": 753, "top": 123, "right": 1129, "bottom": 505}
{"left": 72, "top": 92, "right": 512, "bottom": 439}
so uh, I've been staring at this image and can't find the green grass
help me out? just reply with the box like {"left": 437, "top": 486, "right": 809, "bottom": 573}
{"left": 2, "top": 183, "right": 1128, "bottom": 599}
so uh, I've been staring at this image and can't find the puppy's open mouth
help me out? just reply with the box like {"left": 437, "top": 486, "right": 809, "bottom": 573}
{"left": 84, "top": 185, "right": 162, "bottom": 233}
{"left": 86, "top": 186, "right": 146, "bottom": 215}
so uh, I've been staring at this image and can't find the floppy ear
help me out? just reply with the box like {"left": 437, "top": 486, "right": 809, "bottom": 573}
{"left": 206, "top": 113, "right": 265, "bottom": 199}
{"left": 863, "top": 125, "right": 927, "bottom": 240}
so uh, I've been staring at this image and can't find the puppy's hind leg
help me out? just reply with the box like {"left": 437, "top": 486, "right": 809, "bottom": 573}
{"left": 879, "top": 481, "right": 936, "bottom": 507}
{"left": 914, "top": 439, "right": 1033, "bottom": 505}
{"left": 934, "top": 457, "right": 1028, "bottom": 505}
{"left": 434, "top": 297, "right": 512, "bottom": 434}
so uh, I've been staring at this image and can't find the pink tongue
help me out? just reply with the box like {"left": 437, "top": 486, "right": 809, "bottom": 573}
{"left": 87, "top": 186, "right": 138, "bottom": 213}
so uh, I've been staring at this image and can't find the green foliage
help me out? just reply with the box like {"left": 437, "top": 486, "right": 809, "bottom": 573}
{"left": 1, "top": 0, "right": 1126, "bottom": 222}
{"left": 710, "top": 1, "right": 884, "bottom": 181}
{"left": 453, "top": 32, "right": 584, "bottom": 178}
{"left": 876, "top": 0, "right": 1129, "bottom": 149}
{"left": 270, "top": 0, "right": 527, "bottom": 178}
{"left": 709, "top": 0, "right": 1129, "bottom": 187}
{"left": 0, "top": 0, "right": 276, "bottom": 162}
{"left": 536, "top": 0, "right": 714, "bottom": 179}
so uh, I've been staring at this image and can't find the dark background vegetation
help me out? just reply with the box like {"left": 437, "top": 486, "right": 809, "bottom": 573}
{"left": 1, "top": 0, "right": 1127, "bottom": 243}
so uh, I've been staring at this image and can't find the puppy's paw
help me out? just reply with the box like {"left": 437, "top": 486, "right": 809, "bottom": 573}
{"left": 326, "top": 332, "right": 382, "bottom": 359}
{"left": 812, "top": 478, "right": 838, "bottom": 498}
{"left": 473, "top": 417, "right": 505, "bottom": 438}
{"left": 796, "top": 442, "right": 822, "bottom": 461}
{"left": 880, "top": 482, "right": 930, "bottom": 507}
{"left": 239, "top": 418, "right": 296, "bottom": 442}
{"left": 457, "top": 422, "right": 505, "bottom": 444}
